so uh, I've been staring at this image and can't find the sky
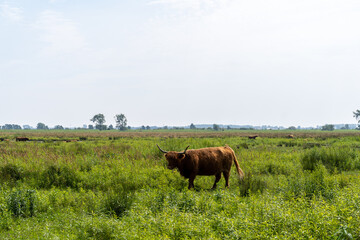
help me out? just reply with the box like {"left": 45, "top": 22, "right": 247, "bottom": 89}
{"left": 1, "top": 0, "right": 360, "bottom": 128}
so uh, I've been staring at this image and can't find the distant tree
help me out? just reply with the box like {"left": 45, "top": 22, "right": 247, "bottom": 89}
{"left": 141, "top": 125, "right": 146, "bottom": 130}
{"left": 2, "top": 124, "right": 22, "bottom": 130}
{"left": 227, "top": 126, "right": 231, "bottom": 130}
{"left": 321, "top": 124, "right": 334, "bottom": 131}
{"left": 2, "top": 124, "right": 11, "bottom": 130}
{"left": 146, "top": 126, "right": 151, "bottom": 130}
{"left": 37, "top": 123, "right": 49, "bottom": 130}
{"left": 213, "top": 124, "right": 220, "bottom": 131}
{"left": 54, "top": 125, "right": 64, "bottom": 130}
{"left": 88, "top": 125, "right": 94, "bottom": 130}
{"left": 288, "top": 126, "right": 297, "bottom": 130}
{"left": 353, "top": 110, "right": 360, "bottom": 129}
{"left": 6, "top": 124, "right": 13, "bottom": 130}
{"left": 108, "top": 124, "right": 114, "bottom": 130}
{"left": 354, "top": 110, "right": 360, "bottom": 119}
{"left": 190, "top": 123, "right": 196, "bottom": 130}
{"left": 114, "top": 114, "right": 127, "bottom": 131}
{"left": 341, "top": 124, "right": 350, "bottom": 130}
{"left": 96, "top": 125, "right": 107, "bottom": 131}
{"left": 91, "top": 114, "right": 106, "bottom": 130}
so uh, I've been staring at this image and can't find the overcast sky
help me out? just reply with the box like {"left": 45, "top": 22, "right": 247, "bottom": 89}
{"left": 1, "top": 0, "right": 360, "bottom": 128}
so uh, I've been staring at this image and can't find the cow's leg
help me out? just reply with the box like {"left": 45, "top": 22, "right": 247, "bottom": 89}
{"left": 188, "top": 174, "right": 196, "bottom": 189}
{"left": 223, "top": 171, "right": 230, "bottom": 188}
{"left": 212, "top": 173, "right": 222, "bottom": 189}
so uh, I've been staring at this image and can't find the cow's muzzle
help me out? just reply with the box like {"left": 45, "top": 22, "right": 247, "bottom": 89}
{"left": 167, "top": 165, "right": 176, "bottom": 170}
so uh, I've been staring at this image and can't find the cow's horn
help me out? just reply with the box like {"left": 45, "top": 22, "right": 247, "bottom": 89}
{"left": 180, "top": 145, "right": 190, "bottom": 154}
{"left": 157, "top": 144, "right": 168, "bottom": 153}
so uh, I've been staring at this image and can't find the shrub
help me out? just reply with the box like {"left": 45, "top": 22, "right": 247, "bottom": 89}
{"left": 301, "top": 147, "right": 359, "bottom": 172}
{"left": 301, "top": 148, "right": 323, "bottom": 171}
{"left": 259, "top": 162, "right": 290, "bottom": 175}
{"left": 0, "top": 164, "right": 23, "bottom": 182}
{"left": 77, "top": 219, "right": 116, "bottom": 240}
{"left": 239, "top": 172, "right": 267, "bottom": 197}
{"left": 38, "top": 165, "right": 80, "bottom": 189}
{"left": 149, "top": 191, "right": 166, "bottom": 213}
{"left": 6, "top": 189, "right": 36, "bottom": 217}
{"left": 285, "top": 165, "right": 335, "bottom": 200}
{"left": 102, "top": 190, "right": 135, "bottom": 218}
{"left": 302, "top": 142, "right": 322, "bottom": 149}
{"left": 83, "top": 222, "right": 115, "bottom": 240}
{"left": 304, "top": 165, "right": 333, "bottom": 199}
{"left": 0, "top": 201, "right": 13, "bottom": 230}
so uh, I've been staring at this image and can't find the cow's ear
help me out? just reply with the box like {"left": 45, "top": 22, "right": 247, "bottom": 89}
{"left": 178, "top": 153, "right": 186, "bottom": 160}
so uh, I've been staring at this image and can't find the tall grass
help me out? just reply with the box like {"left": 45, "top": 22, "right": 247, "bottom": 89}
{"left": 301, "top": 147, "right": 360, "bottom": 172}
{"left": 1, "top": 131, "right": 360, "bottom": 239}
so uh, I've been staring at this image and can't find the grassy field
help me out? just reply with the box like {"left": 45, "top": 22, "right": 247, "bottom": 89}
{"left": 1, "top": 130, "right": 360, "bottom": 239}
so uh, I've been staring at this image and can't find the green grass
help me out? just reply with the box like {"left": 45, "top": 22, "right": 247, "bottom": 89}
{"left": 1, "top": 131, "right": 360, "bottom": 239}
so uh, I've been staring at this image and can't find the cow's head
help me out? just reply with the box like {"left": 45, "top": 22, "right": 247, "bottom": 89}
{"left": 157, "top": 145, "right": 190, "bottom": 170}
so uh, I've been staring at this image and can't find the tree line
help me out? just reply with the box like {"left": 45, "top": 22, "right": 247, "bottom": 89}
{"left": 89, "top": 113, "right": 128, "bottom": 131}
{"left": 0, "top": 113, "right": 128, "bottom": 131}
{"left": 2, "top": 110, "right": 360, "bottom": 130}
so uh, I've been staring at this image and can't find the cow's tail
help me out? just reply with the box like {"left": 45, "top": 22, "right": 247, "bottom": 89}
{"left": 233, "top": 155, "right": 245, "bottom": 180}
{"left": 226, "top": 145, "right": 245, "bottom": 180}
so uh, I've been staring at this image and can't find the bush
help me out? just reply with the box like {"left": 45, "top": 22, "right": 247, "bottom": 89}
{"left": 304, "top": 165, "right": 334, "bottom": 199}
{"left": 149, "top": 191, "right": 166, "bottom": 213}
{"left": 83, "top": 222, "right": 116, "bottom": 240}
{"left": 239, "top": 172, "right": 267, "bottom": 197}
{"left": 259, "top": 162, "right": 290, "bottom": 175}
{"left": 0, "top": 164, "right": 23, "bottom": 182}
{"left": 7, "top": 189, "right": 36, "bottom": 217}
{"left": 0, "top": 201, "right": 13, "bottom": 230}
{"left": 102, "top": 190, "right": 135, "bottom": 218}
{"left": 76, "top": 218, "right": 117, "bottom": 240}
{"left": 301, "top": 147, "right": 359, "bottom": 172}
{"left": 284, "top": 165, "right": 335, "bottom": 200}
{"left": 38, "top": 165, "right": 80, "bottom": 189}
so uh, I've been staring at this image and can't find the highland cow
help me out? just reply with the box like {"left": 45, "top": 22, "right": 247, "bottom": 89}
{"left": 16, "top": 137, "right": 29, "bottom": 142}
{"left": 157, "top": 145, "right": 244, "bottom": 189}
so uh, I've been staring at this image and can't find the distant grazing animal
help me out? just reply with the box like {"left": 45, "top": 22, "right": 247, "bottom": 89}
{"left": 157, "top": 144, "right": 244, "bottom": 189}
{"left": 288, "top": 134, "right": 294, "bottom": 139}
{"left": 16, "top": 137, "right": 29, "bottom": 142}
{"left": 248, "top": 135, "right": 258, "bottom": 139}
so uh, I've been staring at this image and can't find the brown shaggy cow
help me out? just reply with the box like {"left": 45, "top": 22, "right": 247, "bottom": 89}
{"left": 157, "top": 145, "right": 244, "bottom": 189}
{"left": 16, "top": 137, "right": 29, "bottom": 142}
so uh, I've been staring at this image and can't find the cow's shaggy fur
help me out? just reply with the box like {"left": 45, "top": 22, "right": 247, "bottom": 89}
{"left": 157, "top": 145, "right": 244, "bottom": 189}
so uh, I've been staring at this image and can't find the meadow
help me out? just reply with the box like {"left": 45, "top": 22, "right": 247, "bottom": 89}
{"left": 1, "top": 130, "right": 360, "bottom": 239}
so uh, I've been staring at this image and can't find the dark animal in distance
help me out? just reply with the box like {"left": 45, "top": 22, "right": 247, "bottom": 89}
{"left": 248, "top": 135, "right": 258, "bottom": 139}
{"left": 157, "top": 144, "right": 244, "bottom": 189}
{"left": 16, "top": 137, "right": 29, "bottom": 142}
{"left": 288, "top": 134, "right": 294, "bottom": 139}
